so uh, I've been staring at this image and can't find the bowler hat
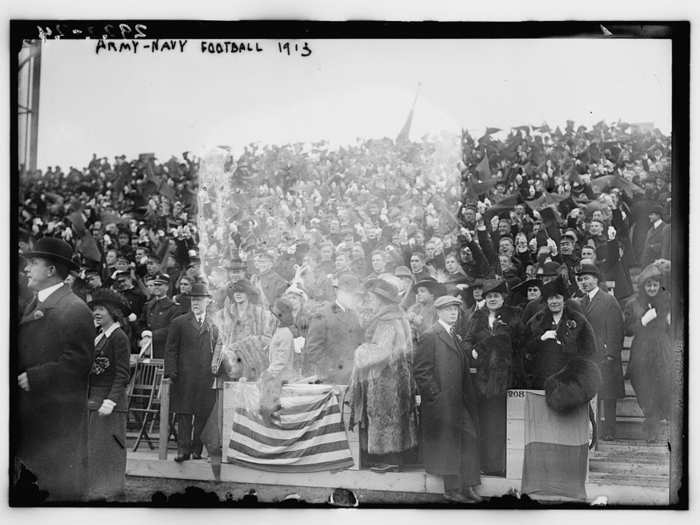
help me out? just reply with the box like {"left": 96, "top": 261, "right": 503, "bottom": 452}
{"left": 481, "top": 278, "right": 508, "bottom": 296}
{"left": 576, "top": 262, "right": 600, "bottom": 278}
{"left": 365, "top": 278, "right": 401, "bottom": 303}
{"left": 187, "top": 282, "right": 212, "bottom": 297}
{"left": 88, "top": 288, "right": 131, "bottom": 316}
{"left": 24, "top": 237, "right": 77, "bottom": 269}
{"left": 541, "top": 276, "right": 570, "bottom": 300}
{"left": 434, "top": 295, "right": 462, "bottom": 310}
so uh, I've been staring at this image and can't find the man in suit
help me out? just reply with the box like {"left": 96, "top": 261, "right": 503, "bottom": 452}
{"left": 303, "top": 273, "right": 365, "bottom": 384}
{"left": 165, "top": 283, "right": 220, "bottom": 462}
{"left": 140, "top": 272, "right": 179, "bottom": 358}
{"left": 414, "top": 295, "right": 482, "bottom": 504}
{"left": 640, "top": 205, "right": 671, "bottom": 266}
{"left": 14, "top": 237, "right": 95, "bottom": 502}
{"left": 576, "top": 262, "right": 625, "bottom": 440}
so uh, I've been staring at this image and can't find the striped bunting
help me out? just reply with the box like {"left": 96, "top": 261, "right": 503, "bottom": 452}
{"left": 226, "top": 383, "right": 354, "bottom": 472}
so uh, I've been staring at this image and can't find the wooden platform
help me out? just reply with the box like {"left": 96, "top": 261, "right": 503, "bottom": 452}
{"left": 125, "top": 450, "right": 669, "bottom": 505}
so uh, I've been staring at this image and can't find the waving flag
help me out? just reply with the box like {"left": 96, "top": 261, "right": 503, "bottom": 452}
{"left": 224, "top": 382, "right": 354, "bottom": 472}
{"left": 396, "top": 84, "right": 421, "bottom": 144}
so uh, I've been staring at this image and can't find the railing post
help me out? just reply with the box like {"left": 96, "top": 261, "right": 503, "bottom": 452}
{"left": 159, "top": 378, "right": 171, "bottom": 460}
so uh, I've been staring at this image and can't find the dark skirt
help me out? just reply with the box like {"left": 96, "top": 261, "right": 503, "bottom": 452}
{"left": 477, "top": 394, "right": 506, "bottom": 475}
{"left": 628, "top": 331, "right": 673, "bottom": 421}
{"left": 87, "top": 387, "right": 127, "bottom": 501}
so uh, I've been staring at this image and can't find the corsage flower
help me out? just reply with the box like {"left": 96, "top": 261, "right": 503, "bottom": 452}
{"left": 565, "top": 319, "right": 577, "bottom": 329}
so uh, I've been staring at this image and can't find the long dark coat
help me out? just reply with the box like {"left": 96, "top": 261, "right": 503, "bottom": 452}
{"left": 524, "top": 306, "right": 598, "bottom": 389}
{"left": 414, "top": 323, "right": 480, "bottom": 482}
{"left": 623, "top": 290, "right": 673, "bottom": 420}
{"left": 16, "top": 285, "right": 95, "bottom": 501}
{"left": 165, "top": 312, "right": 219, "bottom": 414}
{"left": 87, "top": 327, "right": 131, "bottom": 500}
{"left": 579, "top": 290, "right": 625, "bottom": 399}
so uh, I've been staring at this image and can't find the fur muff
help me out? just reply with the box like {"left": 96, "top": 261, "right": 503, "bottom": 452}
{"left": 544, "top": 357, "right": 602, "bottom": 413}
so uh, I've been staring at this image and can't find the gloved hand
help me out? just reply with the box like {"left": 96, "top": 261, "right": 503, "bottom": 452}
{"left": 293, "top": 337, "right": 305, "bottom": 353}
{"left": 641, "top": 308, "right": 657, "bottom": 326}
{"left": 540, "top": 329, "right": 558, "bottom": 341}
{"left": 98, "top": 399, "right": 116, "bottom": 416}
{"left": 472, "top": 349, "right": 478, "bottom": 360}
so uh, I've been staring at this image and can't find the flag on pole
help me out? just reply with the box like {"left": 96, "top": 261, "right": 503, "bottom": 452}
{"left": 396, "top": 84, "right": 421, "bottom": 144}
{"left": 224, "top": 382, "right": 354, "bottom": 472}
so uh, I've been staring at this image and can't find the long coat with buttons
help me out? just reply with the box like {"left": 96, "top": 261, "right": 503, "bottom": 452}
{"left": 16, "top": 285, "right": 95, "bottom": 501}
{"left": 165, "top": 312, "right": 220, "bottom": 414}
{"left": 579, "top": 290, "right": 626, "bottom": 399}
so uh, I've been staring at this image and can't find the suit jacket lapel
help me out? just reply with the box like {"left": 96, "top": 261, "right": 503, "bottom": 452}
{"left": 588, "top": 290, "right": 603, "bottom": 313}
{"left": 437, "top": 326, "right": 459, "bottom": 354}
{"left": 19, "top": 285, "right": 70, "bottom": 325}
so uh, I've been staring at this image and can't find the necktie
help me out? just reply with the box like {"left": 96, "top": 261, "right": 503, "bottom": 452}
{"left": 23, "top": 295, "right": 39, "bottom": 317}
{"left": 583, "top": 294, "right": 590, "bottom": 310}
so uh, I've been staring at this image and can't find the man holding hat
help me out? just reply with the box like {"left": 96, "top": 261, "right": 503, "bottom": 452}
{"left": 165, "top": 283, "right": 220, "bottom": 462}
{"left": 14, "top": 237, "right": 95, "bottom": 502}
{"left": 140, "top": 272, "right": 179, "bottom": 359}
{"left": 576, "top": 262, "right": 625, "bottom": 441}
{"left": 303, "top": 273, "right": 364, "bottom": 385}
{"left": 414, "top": 295, "right": 482, "bottom": 503}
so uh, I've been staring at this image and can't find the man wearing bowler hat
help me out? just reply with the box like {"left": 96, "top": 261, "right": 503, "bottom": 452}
{"left": 165, "top": 282, "right": 220, "bottom": 462}
{"left": 640, "top": 205, "right": 671, "bottom": 267}
{"left": 14, "top": 237, "right": 95, "bottom": 502}
{"left": 576, "top": 262, "right": 625, "bottom": 441}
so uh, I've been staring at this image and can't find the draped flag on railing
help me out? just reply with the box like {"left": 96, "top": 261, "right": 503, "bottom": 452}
{"left": 224, "top": 382, "right": 354, "bottom": 473}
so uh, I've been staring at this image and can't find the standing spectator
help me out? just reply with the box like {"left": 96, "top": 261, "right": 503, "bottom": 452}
{"left": 86, "top": 289, "right": 131, "bottom": 501}
{"left": 623, "top": 264, "right": 673, "bottom": 441}
{"left": 303, "top": 273, "right": 364, "bottom": 384}
{"left": 414, "top": 295, "right": 482, "bottom": 503}
{"left": 252, "top": 251, "right": 289, "bottom": 308}
{"left": 14, "top": 238, "right": 95, "bottom": 502}
{"left": 406, "top": 278, "right": 446, "bottom": 342}
{"left": 165, "top": 283, "right": 219, "bottom": 462}
{"left": 348, "top": 277, "right": 419, "bottom": 471}
{"left": 140, "top": 272, "right": 179, "bottom": 359}
{"left": 575, "top": 262, "right": 625, "bottom": 441}
{"left": 640, "top": 205, "right": 671, "bottom": 266}
{"left": 463, "top": 279, "right": 521, "bottom": 476}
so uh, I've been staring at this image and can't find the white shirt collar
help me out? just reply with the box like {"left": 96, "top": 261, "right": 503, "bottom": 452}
{"left": 588, "top": 287, "right": 600, "bottom": 301}
{"left": 196, "top": 312, "right": 207, "bottom": 323}
{"left": 37, "top": 282, "right": 64, "bottom": 302}
{"left": 103, "top": 322, "right": 121, "bottom": 338}
{"left": 438, "top": 319, "right": 453, "bottom": 334}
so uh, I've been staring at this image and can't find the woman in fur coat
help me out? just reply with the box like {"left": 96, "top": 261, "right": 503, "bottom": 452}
{"left": 348, "top": 277, "right": 419, "bottom": 471}
{"left": 623, "top": 264, "right": 673, "bottom": 441}
{"left": 462, "top": 279, "right": 522, "bottom": 476}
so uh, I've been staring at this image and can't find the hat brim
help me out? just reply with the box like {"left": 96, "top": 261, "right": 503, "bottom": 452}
{"left": 367, "top": 286, "right": 401, "bottom": 304}
{"left": 23, "top": 250, "right": 78, "bottom": 270}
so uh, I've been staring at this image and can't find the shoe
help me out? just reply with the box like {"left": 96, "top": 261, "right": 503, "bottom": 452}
{"left": 369, "top": 463, "right": 398, "bottom": 473}
{"left": 444, "top": 491, "right": 477, "bottom": 504}
{"left": 191, "top": 453, "right": 202, "bottom": 460}
{"left": 174, "top": 454, "right": 190, "bottom": 462}
{"left": 463, "top": 486, "right": 483, "bottom": 503}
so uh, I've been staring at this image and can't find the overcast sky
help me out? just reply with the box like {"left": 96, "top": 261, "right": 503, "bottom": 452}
{"left": 36, "top": 38, "right": 671, "bottom": 168}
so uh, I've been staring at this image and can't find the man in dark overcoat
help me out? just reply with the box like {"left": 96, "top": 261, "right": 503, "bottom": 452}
{"left": 140, "top": 272, "right": 180, "bottom": 358}
{"left": 165, "top": 283, "right": 219, "bottom": 461}
{"left": 640, "top": 205, "right": 671, "bottom": 266}
{"left": 303, "top": 273, "right": 365, "bottom": 384}
{"left": 14, "top": 238, "right": 95, "bottom": 502}
{"left": 575, "top": 262, "right": 625, "bottom": 440}
{"left": 414, "top": 295, "right": 482, "bottom": 504}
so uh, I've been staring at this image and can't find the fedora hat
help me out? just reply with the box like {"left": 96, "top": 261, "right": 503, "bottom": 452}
{"left": 187, "top": 282, "right": 212, "bottom": 297}
{"left": 575, "top": 262, "right": 600, "bottom": 278}
{"left": 365, "top": 278, "right": 401, "bottom": 304}
{"left": 24, "top": 237, "right": 77, "bottom": 269}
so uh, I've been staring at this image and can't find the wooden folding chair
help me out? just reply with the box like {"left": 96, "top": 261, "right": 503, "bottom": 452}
{"left": 128, "top": 358, "right": 166, "bottom": 451}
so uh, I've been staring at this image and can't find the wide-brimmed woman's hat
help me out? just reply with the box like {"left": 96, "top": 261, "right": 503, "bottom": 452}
{"left": 481, "top": 278, "right": 508, "bottom": 296}
{"left": 541, "top": 275, "right": 570, "bottom": 300}
{"left": 23, "top": 237, "right": 78, "bottom": 269}
{"left": 412, "top": 277, "right": 447, "bottom": 297}
{"left": 637, "top": 264, "right": 663, "bottom": 287}
{"left": 88, "top": 288, "right": 131, "bottom": 317}
{"left": 365, "top": 277, "right": 401, "bottom": 303}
